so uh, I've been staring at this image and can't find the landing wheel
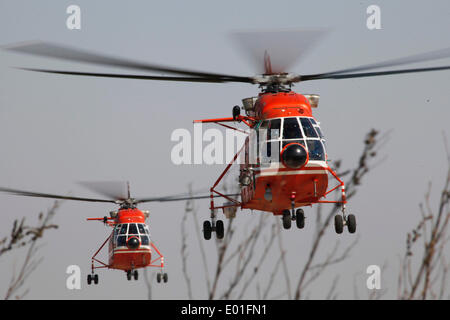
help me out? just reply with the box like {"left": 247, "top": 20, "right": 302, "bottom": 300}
{"left": 127, "top": 270, "right": 132, "bottom": 281}
{"left": 334, "top": 215, "right": 344, "bottom": 234}
{"left": 163, "top": 273, "right": 168, "bottom": 283}
{"left": 216, "top": 220, "right": 224, "bottom": 239}
{"left": 203, "top": 221, "right": 212, "bottom": 240}
{"left": 282, "top": 210, "right": 291, "bottom": 229}
{"left": 295, "top": 209, "right": 305, "bottom": 229}
{"left": 157, "top": 273, "right": 161, "bottom": 283}
{"left": 133, "top": 270, "right": 138, "bottom": 281}
{"left": 88, "top": 274, "right": 98, "bottom": 285}
{"left": 347, "top": 214, "right": 356, "bottom": 233}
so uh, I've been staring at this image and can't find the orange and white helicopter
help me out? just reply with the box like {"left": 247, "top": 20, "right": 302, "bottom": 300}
{"left": 0, "top": 182, "right": 227, "bottom": 284}
{"left": 4, "top": 31, "right": 450, "bottom": 240}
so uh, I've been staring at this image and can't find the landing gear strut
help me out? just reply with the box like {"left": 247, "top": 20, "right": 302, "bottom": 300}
{"left": 333, "top": 186, "right": 357, "bottom": 234}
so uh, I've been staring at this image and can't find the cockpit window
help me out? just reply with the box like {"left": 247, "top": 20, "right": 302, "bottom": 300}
{"left": 300, "top": 118, "right": 318, "bottom": 138}
{"left": 119, "top": 224, "right": 127, "bottom": 235}
{"left": 117, "top": 235, "right": 127, "bottom": 247}
{"left": 307, "top": 140, "right": 325, "bottom": 160}
{"left": 268, "top": 119, "right": 281, "bottom": 140}
{"left": 315, "top": 126, "right": 324, "bottom": 138}
{"left": 283, "top": 118, "right": 302, "bottom": 139}
{"left": 138, "top": 224, "right": 145, "bottom": 234}
{"left": 128, "top": 223, "right": 138, "bottom": 235}
{"left": 282, "top": 139, "right": 305, "bottom": 148}
{"left": 140, "top": 235, "right": 150, "bottom": 246}
{"left": 261, "top": 140, "right": 280, "bottom": 163}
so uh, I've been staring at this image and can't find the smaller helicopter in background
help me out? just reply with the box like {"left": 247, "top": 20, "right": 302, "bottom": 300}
{"left": 0, "top": 182, "right": 228, "bottom": 285}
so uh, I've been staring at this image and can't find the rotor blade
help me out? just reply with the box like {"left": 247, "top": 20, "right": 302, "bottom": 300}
{"left": 0, "top": 186, "right": 116, "bottom": 203}
{"left": 4, "top": 41, "right": 253, "bottom": 82}
{"left": 300, "top": 46, "right": 450, "bottom": 80}
{"left": 231, "top": 29, "right": 328, "bottom": 74}
{"left": 135, "top": 193, "right": 240, "bottom": 204}
{"left": 78, "top": 181, "right": 130, "bottom": 201}
{"left": 299, "top": 64, "right": 450, "bottom": 81}
{"left": 16, "top": 68, "right": 251, "bottom": 83}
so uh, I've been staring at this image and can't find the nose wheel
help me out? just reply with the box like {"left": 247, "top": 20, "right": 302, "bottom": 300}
{"left": 281, "top": 208, "right": 306, "bottom": 230}
{"left": 126, "top": 269, "right": 139, "bottom": 281}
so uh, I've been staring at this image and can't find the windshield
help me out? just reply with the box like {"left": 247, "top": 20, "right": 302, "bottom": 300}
{"left": 283, "top": 118, "right": 302, "bottom": 139}
{"left": 114, "top": 223, "right": 151, "bottom": 248}
{"left": 258, "top": 116, "right": 326, "bottom": 164}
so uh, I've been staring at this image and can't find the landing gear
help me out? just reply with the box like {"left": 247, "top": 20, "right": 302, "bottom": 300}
{"left": 87, "top": 273, "right": 99, "bottom": 285}
{"left": 347, "top": 214, "right": 356, "bottom": 234}
{"left": 334, "top": 215, "right": 344, "bottom": 234}
{"left": 295, "top": 209, "right": 305, "bottom": 229}
{"left": 156, "top": 272, "right": 168, "bottom": 283}
{"left": 203, "top": 210, "right": 225, "bottom": 240}
{"left": 334, "top": 213, "right": 357, "bottom": 234}
{"left": 282, "top": 207, "right": 306, "bottom": 230}
{"left": 282, "top": 210, "right": 291, "bottom": 229}
{"left": 126, "top": 269, "right": 139, "bottom": 281}
{"left": 216, "top": 220, "right": 224, "bottom": 239}
{"left": 203, "top": 221, "right": 212, "bottom": 240}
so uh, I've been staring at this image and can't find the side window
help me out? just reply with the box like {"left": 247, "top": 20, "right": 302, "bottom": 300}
{"left": 140, "top": 235, "right": 150, "bottom": 246}
{"left": 268, "top": 119, "right": 281, "bottom": 140}
{"left": 128, "top": 223, "right": 138, "bottom": 235}
{"left": 283, "top": 118, "right": 302, "bottom": 139}
{"left": 119, "top": 224, "right": 128, "bottom": 235}
{"left": 261, "top": 140, "right": 280, "bottom": 163}
{"left": 138, "top": 224, "right": 145, "bottom": 234}
{"left": 307, "top": 140, "right": 325, "bottom": 160}
{"left": 300, "top": 118, "right": 318, "bottom": 138}
{"left": 117, "top": 235, "right": 127, "bottom": 247}
{"left": 114, "top": 224, "right": 121, "bottom": 237}
{"left": 315, "top": 126, "right": 324, "bottom": 138}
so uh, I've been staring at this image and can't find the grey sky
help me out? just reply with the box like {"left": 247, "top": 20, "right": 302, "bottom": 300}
{"left": 0, "top": 0, "right": 449, "bottom": 299}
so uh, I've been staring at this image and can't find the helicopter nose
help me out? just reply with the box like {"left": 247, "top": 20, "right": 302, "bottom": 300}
{"left": 127, "top": 236, "right": 140, "bottom": 250}
{"left": 281, "top": 143, "right": 308, "bottom": 169}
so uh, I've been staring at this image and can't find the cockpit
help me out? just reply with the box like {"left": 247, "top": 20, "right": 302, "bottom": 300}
{"left": 113, "top": 223, "right": 150, "bottom": 248}
{"left": 258, "top": 117, "right": 326, "bottom": 164}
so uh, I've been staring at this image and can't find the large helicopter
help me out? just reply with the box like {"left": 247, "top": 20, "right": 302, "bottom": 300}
{"left": 0, "top": 182, "right": 233, "bottom": 283}
{"left": 4, "top": 30, "right": 450, "bottom": 240}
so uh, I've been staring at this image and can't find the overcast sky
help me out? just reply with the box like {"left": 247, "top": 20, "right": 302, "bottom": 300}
{"left": 0, "top": 0, "right": 449, "bottom": 299}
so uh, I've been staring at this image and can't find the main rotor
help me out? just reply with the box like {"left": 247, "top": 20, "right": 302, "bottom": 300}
{"left": 0, "top": 181, "right": 238, "bottom": 210}
{"left": 4, "top": 29, "right": 450, "bottom": 95}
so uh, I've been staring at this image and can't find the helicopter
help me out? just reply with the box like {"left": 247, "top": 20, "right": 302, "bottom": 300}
{"left": 0, "top": 182, "right": 234, "bottom": 283}
{"left": 4, "top": 30, "right": 450, "bottom": 240}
